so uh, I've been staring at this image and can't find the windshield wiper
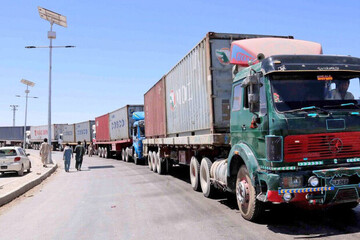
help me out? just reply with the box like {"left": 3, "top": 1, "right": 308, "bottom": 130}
{"left": 323, "top": 102, "right": 360, "bottom": 109}
{"left": 282, "top": 106, "right": 330, "bottom": 115}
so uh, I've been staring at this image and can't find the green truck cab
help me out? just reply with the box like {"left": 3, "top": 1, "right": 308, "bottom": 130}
{"left": 225, "top": 40, "right": 360, "bottom": 221}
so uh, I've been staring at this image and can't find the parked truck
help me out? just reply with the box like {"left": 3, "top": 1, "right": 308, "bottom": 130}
{"left": 60, "top": 124, "right": 76, "bottom": 146}
{"left": 126, "top": 111, "right": 145, "bottom": 165}
{"left": 29, "top": 124, "right": 66, "bottom": 150}
{"left": 142, "top": 32, "right": 360, "bottom": 221}
{"left": 0, "top": 126, "right": 29, "bottom": 147}
{"left": 75, "top": 120, "right": 95, "bottom": 146}
{"left": 94, "top": 105, "right": 143, "bottom": 160}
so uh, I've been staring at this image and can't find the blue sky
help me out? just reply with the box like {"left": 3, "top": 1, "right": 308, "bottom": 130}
{"left": 1, "top": 0, "right": 360, "bottom": 126}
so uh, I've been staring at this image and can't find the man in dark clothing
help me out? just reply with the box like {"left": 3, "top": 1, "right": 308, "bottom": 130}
{"left": 74, "top": 141, "right": 86, "bottom": 171}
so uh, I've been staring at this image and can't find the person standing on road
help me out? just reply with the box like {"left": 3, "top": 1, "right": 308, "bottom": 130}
{"left": 83, "top": 140, "right": 87, "bottom": 155}
{"left": 88, "top": 142, "right": 93, "bottom": 157}
{"left": 74, "top": 141, "right": 85, "bottom": 171}
{"left": 39, "top": 138, "right": 51, "bottom": 168}
{"left": 63, "top": 143, "right": 73, "bottom": 172}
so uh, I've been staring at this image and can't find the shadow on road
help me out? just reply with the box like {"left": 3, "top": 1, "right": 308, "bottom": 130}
{"left": 88, "top": 165, "right": 115, "bottom": 169}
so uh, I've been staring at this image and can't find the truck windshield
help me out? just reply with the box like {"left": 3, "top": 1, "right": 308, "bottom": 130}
{"left": 270, "top": 73, "right": 360, "bottom": 112}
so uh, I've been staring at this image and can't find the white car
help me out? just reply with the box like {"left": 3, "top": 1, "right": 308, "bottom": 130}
{"left": 0, "top": 147, "right": 31, "bottom": 176}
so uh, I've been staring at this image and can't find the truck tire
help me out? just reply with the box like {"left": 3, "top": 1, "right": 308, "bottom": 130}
{"left": 98, "top": 147, "right": 102, "bottom": 157}
{"left": 101, "top": 148, "right": 105, "bottom": 158}
{"left": 236, "top": 165, "right": 264, "bottom": 222}
{"left": 134, "top": 153, "right": 139, "bottom": 165}
{"left": 148, "top": 151, "right": 153, "bottom": 171}
{"left": 200, "top": 157, "right": 215, "bottom": 198}
{"left": 151, "top": 151, "right": 157, "bottom": 173}
{"left": 156, "top": 152, "right": 166, "bottom": 175}
{"left": 190, "top": 156, "right": 201, "bottom": 191}
{"left": 122, "top": 149, "right": 125, "bottom": 161}
{"left": 104, "top": 148, "right": 108, "bottom": 158}
{"left": 125, "top": 147, "right": 131, "bottom": 162}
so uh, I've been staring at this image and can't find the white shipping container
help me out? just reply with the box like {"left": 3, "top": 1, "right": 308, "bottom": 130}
{"left": 62, "top": 124, "right": 75, "bottom": 143}
{"left": 109, "top": 105, "right": 143, "bottom": 141}
{"left": 75, "top": 121, "right": 95, "bottom": 142}
{"left": 30, "top": 124, "right": 66, "bottom": 142}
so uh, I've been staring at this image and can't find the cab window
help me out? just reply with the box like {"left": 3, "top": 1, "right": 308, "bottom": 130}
{"left": 232, "top": 83, "right": 242, "bottom": 111}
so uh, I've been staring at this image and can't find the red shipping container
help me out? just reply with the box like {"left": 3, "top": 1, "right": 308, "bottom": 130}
{"left": 144, "top": 77, "right": 166, "bottom": 138}
{"left": 95, "top": 113, "right": 110, "bottom": 142}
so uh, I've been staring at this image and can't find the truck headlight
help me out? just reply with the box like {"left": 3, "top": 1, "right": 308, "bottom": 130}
{"left": 308, "top": 176, "right": 319, "bottom": 187}
{"left": 266, "top": 135, "right": 283, "bottom": 162}
{"left": 282, "top": 176, "right": 303, "bottom": 188}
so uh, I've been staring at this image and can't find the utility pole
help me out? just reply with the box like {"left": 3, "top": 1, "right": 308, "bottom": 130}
{"left": 10, "top": 105, "right": 19, "bottom": 126}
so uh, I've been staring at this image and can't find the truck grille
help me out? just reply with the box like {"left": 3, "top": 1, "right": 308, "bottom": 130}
{"left": 284, "top": 132, "right": 360, "bottom": 162}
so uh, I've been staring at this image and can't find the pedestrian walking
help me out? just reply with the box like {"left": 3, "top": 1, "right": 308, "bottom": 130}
{"left": 39, "top": 138, "right": 51, "bottom": 167}
{"left": 63, "top": 143, "right": 73, "bottom": 172}
{"left": 83, "top": 140, "right": 87, "bottom": 154}
{"left": 88, "top": 142, "right": 93, "bottom": 157}
{"left": 74, "top": 141, "right": 85, "bottom": 171}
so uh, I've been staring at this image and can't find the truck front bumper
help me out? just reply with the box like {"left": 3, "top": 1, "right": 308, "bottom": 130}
{"left": 264, "top": 167, "right": 360, "bottom": 205}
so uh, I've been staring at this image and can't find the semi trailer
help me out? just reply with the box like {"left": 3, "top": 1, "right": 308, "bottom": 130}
{"left": 142, "top": 32, "right": 360, "bottom": 221}
{"left": 0, "top": 126, "right": 29, "bottom": 147}
{"left": 94, "top": 105, "right": 143, "bottom": 159}
{"left": 29, "top": 124, "right": 66, "bottom": 151}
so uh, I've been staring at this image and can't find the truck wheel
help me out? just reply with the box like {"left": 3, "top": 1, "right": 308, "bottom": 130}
{"left": 236, "top": 165, "right": 264, "bottom": 221}
{"left": 125, "top": 147, "right": 131, "bottom": 162}
{"left": 101, "top": 148, "right": 105, "bottom": 158}
{"left": 134, "top": 153, "right": 139, "bottom": 165}
{"left": 104, "top": 148, "right": 108, "bottom": 158}
{"left": 190, "top": 156, "right": 201, "bottom": 191}
{"left": 98, "top": 148, "right": 102, "bottom": 157}
{"left": 121, "top": 149, "right": 125, "bottom": 161}
{"left": 200, "top": 157, "right": 215, "bottom": 198}
{"left": 156, "top": 152, "right": 166, "bottom": 175}
{"left": 152, "top": 151, "right": 157, "bottom": 173}
{"left": 148, "top": 151, "right": 153, "bottom": 171}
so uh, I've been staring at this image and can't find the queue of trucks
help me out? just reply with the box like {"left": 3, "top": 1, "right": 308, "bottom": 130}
{"left": 2, "top": 32, "right": 360, "bottom": 221}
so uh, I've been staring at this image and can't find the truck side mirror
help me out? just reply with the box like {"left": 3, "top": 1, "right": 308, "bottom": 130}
{"left": 242, "top": 72, "right": 261, "bottom": 113}
{"left": 249, "top": 92, "right": 260, "bottom": 113}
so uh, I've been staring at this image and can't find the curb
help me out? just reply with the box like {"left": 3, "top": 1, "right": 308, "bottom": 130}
{"left": 0, "top": 162, "right": 58, "bottom": 207}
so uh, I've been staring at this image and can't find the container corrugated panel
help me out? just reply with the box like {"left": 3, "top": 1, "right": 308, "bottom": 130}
{"left": 165, "top": 32, "right": 293, "bottom": 136}
{"left": 0, "top": 127, "right": 25, "bottom": 140}
{"left": 109, "top": 105, "right": 144, "bottom": 141}
{"left": 75, "top": 120, "right": 95, "bottom": 142}
{"left": 95, "top": 113, "right": 110, "bottom": 142}
{"left": 144, "top": 77, "right": 166, "bottom": 138}
{"left": 62, "top": 124, "right": 75, "bottom": 143}
{"left": 165, "top": 36, "right": 210, "bottom": 136}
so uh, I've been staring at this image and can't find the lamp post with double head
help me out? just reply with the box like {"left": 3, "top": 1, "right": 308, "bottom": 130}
{"left": 17, "top": 79, "right": 38, "bottom": 149}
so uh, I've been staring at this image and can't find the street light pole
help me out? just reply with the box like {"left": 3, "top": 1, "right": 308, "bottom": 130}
{"left": 18, "top": 79, "right": 37, "bottom": 149}
{"left": 24, "top": 85, "right": 29, "bottom": 149}
{"left": 25, "top": 7, "right": 72, "bottom": 164}
{"left": 48, "top": 21, "right": 53, "bottom": 162}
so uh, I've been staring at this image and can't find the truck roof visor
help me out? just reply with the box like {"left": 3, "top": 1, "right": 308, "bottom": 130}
{"left": 230, "top": 38, "right": 323, "bottom": 66}
{"left": 132, "top": 111, "right": 145, "bottom": 121}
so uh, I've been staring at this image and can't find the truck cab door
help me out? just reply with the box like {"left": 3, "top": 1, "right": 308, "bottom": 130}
{"left": 230, "top": 77, "right": 269, "bottom": 158}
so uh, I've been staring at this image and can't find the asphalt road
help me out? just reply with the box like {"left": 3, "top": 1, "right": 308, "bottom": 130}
{"left": 0, "top": 150, "right": 359, "bottom": 240}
